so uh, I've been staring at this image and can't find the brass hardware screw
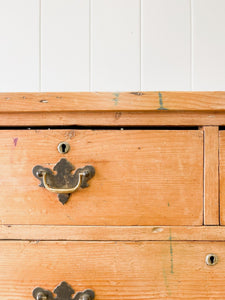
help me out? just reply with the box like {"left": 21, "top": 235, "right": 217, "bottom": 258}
{"left": 36, "top": 292, "right": 48, "bottom": 300}
{"left": 79, "top": 294, "right": 91, "bottom": 300}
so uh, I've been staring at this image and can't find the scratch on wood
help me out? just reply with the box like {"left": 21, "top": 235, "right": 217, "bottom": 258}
{"left": 65, "top": 130, "right": 75, "bottom": 139}
{"left": 130, "top": 92, "right": 143, "bottom": 96}
{"left": 112, "top": 93, "right": 120, "bottom": 106}
{"left": 157, "top": 92, "right": 168, "bottom": 110}
{"left": 169, "top": 228, "right": 174, "bottom": 274}
{"left": 115, "top": 112, "right": 122, "bottom": 120}
{"left": 40, "top": 99, "right": 48, "bottom": 103}
{"left": 13, "top": 137, "right": 18, "bottom": 147}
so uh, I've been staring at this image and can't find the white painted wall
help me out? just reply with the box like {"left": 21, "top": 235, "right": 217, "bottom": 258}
{"left": 0, "top": 0, "right": 224, "bottom": 92}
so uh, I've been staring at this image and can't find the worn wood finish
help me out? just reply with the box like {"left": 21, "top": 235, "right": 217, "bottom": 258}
{"left": 1, "top": 92, "right": 225, "bottom": 112}
{"left": 203, "top": 126, "right": 219, "bottom": 225}
{"left": 0, "top": 241, "right": 225, "bottom": 299}
{"left": 2, "top": 225, "right": 225, "bottom": 241}
{"left": 219, "top": 131, "right": 225, "bottom": 225}
{"left": 3, "top": 112, "right": 225, "bottom": 127}
{"left": 0, "top": 129, "right": 203, "bottom": 225}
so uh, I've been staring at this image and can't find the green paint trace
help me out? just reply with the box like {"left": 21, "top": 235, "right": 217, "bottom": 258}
{"left": 157, "top": 92, "right": 168, "bottom": 110}
{"left": 169, "top": 228, "right": 174, "bottom": 274}
{"left": 168, "top": 202, "right": 170, "bottom": 207}
{"left": 163, "top": 267, "right": 172, "bottom": 296}
{"left": 112, "top": 93, "right": 120, "bottom": 106}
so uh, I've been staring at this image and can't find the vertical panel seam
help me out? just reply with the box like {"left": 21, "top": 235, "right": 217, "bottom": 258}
{"left": 39, "top": 0, "right": 42, "bottom": 92}
{"left": 140, "top": 0, "right": 142, "bottom": 91}
{"left": 89, "top": 0, "right": 93, "bottom": 91}
{"left": 190, "top": 0, "right": 193, "bottom": 91}
{"left": 218, "top": 129, "right": 220, "bottom": 225}
{"left": 203, "top": 127, "right": 205, "bottom": 225}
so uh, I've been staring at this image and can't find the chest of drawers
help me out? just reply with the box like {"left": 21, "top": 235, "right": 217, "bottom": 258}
{"left": 1, "top": 92, "right": 225, "bottom": 299}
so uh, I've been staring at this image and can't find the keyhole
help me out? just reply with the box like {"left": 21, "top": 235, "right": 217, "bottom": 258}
{"left": 61, "top": 143, "right": 66, "bottom": 153}
{"left": 210, "top": 256, "right": 214, "bottom": 264}
{"left": 57, "top": 142, "right": 70, "bottom": 154}
{"left": 205, "top": 254, "right": 218, "bottom": 266}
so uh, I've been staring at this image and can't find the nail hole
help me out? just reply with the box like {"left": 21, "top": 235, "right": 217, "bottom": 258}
{"left": 205, "top": 254, "right": 218, "bottom": 266}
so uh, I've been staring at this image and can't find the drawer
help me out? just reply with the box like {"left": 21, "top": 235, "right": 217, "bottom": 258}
{"left": 0, "top": 129, "right": 203, "bottom": 225}
{"left": 0, "top": 241, "right": 223, "bottom": 299}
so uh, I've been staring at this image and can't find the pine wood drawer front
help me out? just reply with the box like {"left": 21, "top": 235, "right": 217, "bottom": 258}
{"left": 0, "top": 241, "right": 223, "bottom": 299}
{"left": 0, "top": 129, "right": 203, "bottom": 225}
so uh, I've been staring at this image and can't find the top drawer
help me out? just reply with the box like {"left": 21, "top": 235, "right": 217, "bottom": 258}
{"left": 0, "top": 129, "right": 203, "bottom": 225}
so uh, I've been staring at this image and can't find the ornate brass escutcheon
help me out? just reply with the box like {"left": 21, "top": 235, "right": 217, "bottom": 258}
{"left": 33, "top": 281, "right": 95, "bottom": 300}
{"left": 33, "top": 158, "right": 95, "bottom": 204}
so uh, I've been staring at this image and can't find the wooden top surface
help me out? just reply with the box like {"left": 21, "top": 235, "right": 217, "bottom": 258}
{"left": 1, "top": 92, "right": 225, "bottom": 112}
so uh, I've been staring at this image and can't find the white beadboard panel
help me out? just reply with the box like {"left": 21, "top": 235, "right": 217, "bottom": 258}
{"left": 92, "top": 0, "right": 140, "bottom": 91}
{"left": 142, "top": 0, "right": 191, "bottom": 91}
{"left": 192, "top": 0, "right": 225, "bottom": 91}
{"left": 0, "top": 0, "right": 39, "bottom": 92}
{"left": 41, "top": 0, "right": 89, "bottom": 91}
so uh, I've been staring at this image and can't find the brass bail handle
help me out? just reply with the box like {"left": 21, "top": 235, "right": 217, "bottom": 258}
{"left": 33, "top": 158, "right": 95, "bottom": 204}
{"left": 40, "top": 170, "right": 87, "bottom": 194}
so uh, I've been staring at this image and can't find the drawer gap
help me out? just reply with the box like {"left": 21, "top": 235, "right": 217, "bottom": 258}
{"left": 0, "top": 125, "right": 199, "bottom": 130}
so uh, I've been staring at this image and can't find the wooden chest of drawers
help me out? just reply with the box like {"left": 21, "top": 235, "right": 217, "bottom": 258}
{"left": 1, "top": 92, "right": 225, "bottom": 299}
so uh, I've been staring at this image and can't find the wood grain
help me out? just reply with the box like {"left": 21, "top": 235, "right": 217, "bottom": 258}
{"left": 0, "top": 241, "right": 225, "bottom": 299}
{"left": 3, "top": 112, "right": 225, "bottom": 126}
{"left": 219, "top": 131, "right": 225, "bottom": 225}
{"left": 1, "top": 225, "right": 225, "bottom": 241}
{"left": 0, "top": 129, "right": 203, "bottom": 225}
{"left": 1, "top": 92, "right": 225, "bottom": 112}
{"left": 203, "top": 126, "right": 219, "bottom": 225}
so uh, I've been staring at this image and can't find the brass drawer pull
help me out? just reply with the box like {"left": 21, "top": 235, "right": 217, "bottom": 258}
{"left": 33, "top": 281, "right": 95, "bottom": 300}
{"left": 33, "top": 158, "right": 95, "bottom": 204}
{"left": 42, "top": 170, "right": 86, "bottom": 194}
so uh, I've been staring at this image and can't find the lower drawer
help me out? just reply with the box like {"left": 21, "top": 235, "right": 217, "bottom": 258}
{"left": 0, "top": 241, "right": 224, "bottom": 299}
